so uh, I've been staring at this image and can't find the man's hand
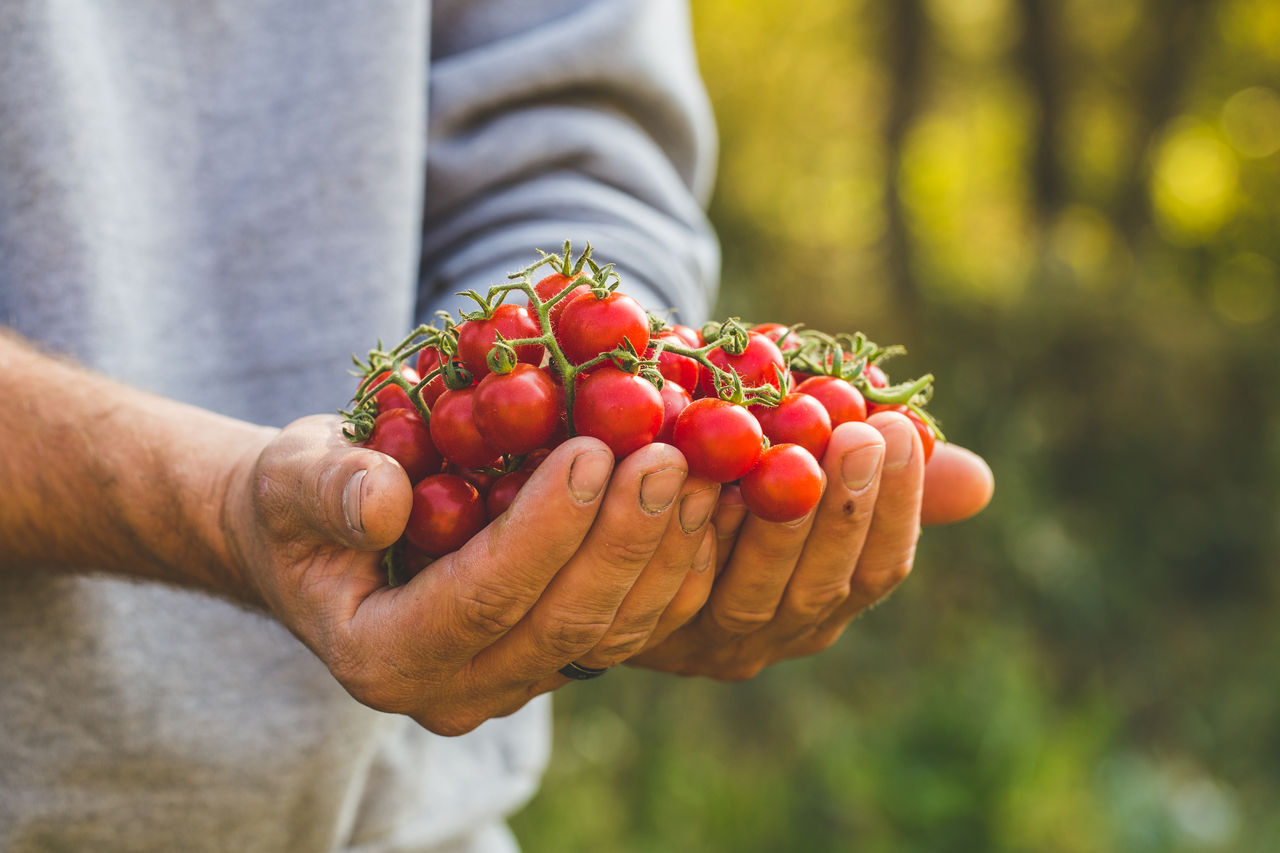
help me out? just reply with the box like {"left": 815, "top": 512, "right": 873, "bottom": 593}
{"left": 223, "top": 417, "right": 716, "bottom": 735}
{"left": 629, "top": 411, "right": 994, "bottom": 679}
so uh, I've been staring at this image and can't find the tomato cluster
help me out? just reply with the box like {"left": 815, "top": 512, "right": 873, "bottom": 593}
{"left": 344, "top": 243, "right": 942, "bottom": 582}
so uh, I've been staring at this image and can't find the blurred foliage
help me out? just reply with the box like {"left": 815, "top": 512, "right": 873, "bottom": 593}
{"left": 513, "top": 0, "right": 1280, "bottom": 850}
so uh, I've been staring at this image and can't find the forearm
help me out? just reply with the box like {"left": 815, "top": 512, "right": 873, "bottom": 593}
{"left": 0, "top": 329, "right": 275, "bottom": 601}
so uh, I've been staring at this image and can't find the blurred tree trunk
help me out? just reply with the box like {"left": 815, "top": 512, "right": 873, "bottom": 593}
{"left": 881, "top": 0, "right": 924, "bottom": 319}
{"left": 1018, "top": 0, "right": 1063, "bottom": 229}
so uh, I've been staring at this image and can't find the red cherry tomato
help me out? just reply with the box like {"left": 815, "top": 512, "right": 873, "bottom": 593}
{"left": 646, "top": 329, "right": 702, "bottom": 392}
{"left": 362, "top": 408, "right": 442, "bottom": 483}
{"left": 446, "top": 463, "right": 499, "bottom": 495}
{"left": 740, "top": 443, "right": 824, "bottom": 523}
{"left": 869, "top": 405, "right": 937, "bottom": 463}
{"left": 405, "top": 474, "right": 486, "bottom": 557}
{"left": 795, "top": 375, "right": 867, "bottom": 426}
{"left": 669, "top": 323, "right": 703, "bottom": 348}
{"left": 520, "top": 447, "right": 552, "bottom": 471}
{"left": 456, "top": 304, "right": 544, "bottom": 380}
{"left": 472, "top": 364, "right": 561, "bottom": 455}
{"left": 702, "top": 331, "right": 787, "bottom": 397}
{"left": 751, "top": 322, "right": 802, "bottom": 355}
{"left": 530, "top": 272, "right": 591, "bottom": 332}
{"left": 752, "top": 392, "right": 833, "bottom": 460}
{"left": 429, "top": 387, "right": 501, "bottom": 470}
{"left": 864, "top": 363, "right": 889, "bottom": 389}
{"left": 655, "top": 380, "right": 693, "bottom": 445}
{"left": 557, "top": 291, "right": 650, "bottom": 364}
{"left": 672, "top": 398, "right": 764, "bottom": 483}
{"left": 485, "top": 469, "right": 533, "bottom": 520}
{"left": 572, "top": 366, "right": 664, "bottom": 458}
{"left": 362, "top": 365, "right": 420, "bottom": 413}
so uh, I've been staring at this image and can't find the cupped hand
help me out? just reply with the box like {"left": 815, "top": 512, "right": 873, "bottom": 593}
{"left": 223, "top": 416, "right": 713, "bottom": 735}
{"left": 628, "top": 412, "right": 993, "bottom": 679}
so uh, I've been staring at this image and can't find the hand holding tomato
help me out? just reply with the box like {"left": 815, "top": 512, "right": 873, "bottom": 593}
{"left": 221, "top": 416, "right": 718, "bottom": 734}
{"left": 628, "top": 412, "right": 993, "bottom": 679}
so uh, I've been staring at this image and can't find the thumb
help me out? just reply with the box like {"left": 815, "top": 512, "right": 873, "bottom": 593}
{"left": 311, "top": 448, "right": 413, "bottom": 551}
{"left": 261, "top": 415, "right": 413, "bottom": 551}
{"left": 920, "top": 443, "right": 994, "bottom": 526}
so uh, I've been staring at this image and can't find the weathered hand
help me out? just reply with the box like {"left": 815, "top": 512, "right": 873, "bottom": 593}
{"left": 628, "top": 411, "right": 993, "bottom": 679}
{"left": 224, "top": 416, "right": 710, "bottom": 735}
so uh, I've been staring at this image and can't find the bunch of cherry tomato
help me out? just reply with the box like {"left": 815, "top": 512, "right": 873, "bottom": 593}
{"left": 344, "top": 244, "right": 942, "bottom": 582}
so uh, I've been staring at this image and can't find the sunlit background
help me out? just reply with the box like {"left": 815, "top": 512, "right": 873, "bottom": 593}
{"left": 513, "top": 1, "right": 1280, "bottom": 850}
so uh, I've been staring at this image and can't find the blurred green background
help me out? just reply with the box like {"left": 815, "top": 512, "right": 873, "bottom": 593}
{"left": 513, "top": 1, "right": 1280, "bottom": 850}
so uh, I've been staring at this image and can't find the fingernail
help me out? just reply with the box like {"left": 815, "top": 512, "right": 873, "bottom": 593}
{"left": 882, "top": 421, "right": 915, "bottom": 472}
{"left": 841, "top": 445, "right": 884, "bottom": 491}
{"left": 343, "top": 469, "right": 366, "bottom": 533}
{"left": 569, "top": 449, "right": 613, "bottom": 503}
{"left": 693, "top": 530, "right": 714, "bottom": 573}
{"left": 678, "top": 485, "right": 718, "bottom": 534}
{"left": 640, "top": 467, "right": 684, "bottom": 514}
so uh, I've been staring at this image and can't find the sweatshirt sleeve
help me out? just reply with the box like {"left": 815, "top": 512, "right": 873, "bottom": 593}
{"left": 418, "top": 0, "right": 720, "bottom": 325}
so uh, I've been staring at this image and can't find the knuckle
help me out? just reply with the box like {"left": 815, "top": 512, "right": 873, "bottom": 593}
{"left": 588, "top": 625, "right": 654, "bottom": 666}
{"left": 595, "top": 533, "right": 661, "bottom": 572}
{"left": 711, "top": 603, "right": 777, "bottom": 635}
{"left": 535, "top": 614, "right": 614, "bottom": 660}
{"left": 455, "top": 582, "right": 526, "bottom": 640}
{"left": 783, "top": 580, "right": 851, "bottom": 622}
{"left": 858, "top": 548, "right": 917, "bottom": 599}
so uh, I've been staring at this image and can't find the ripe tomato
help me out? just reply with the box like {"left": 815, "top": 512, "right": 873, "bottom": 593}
{"left": 655, "top": 380, "right": 693, "bottom": 444}
{"left": 405, "top": 473, "right": 486, "bottom": 557}
{"left": 557, "top": 291, "right": 650, "bottom": 364}
{"left": 362, "top": 408, "right": 442, "bottom": 483}
{"left": 572, "top": 366, "right": 664, "bottom": 458}
{"left": 446, "top": 463, "right": 499, "bottom": 495}
{"left": 485, "top": 469, "right": 533, "bottom": 520}
{"left": 530, "top": 272, "right": 591, "bottom": 332}
{"left": 646, "top": 329, "right": 702, "bottom": 392}
{"left": 702, "top": 331, "right": 787, "bottom": 397}
{"left": 869, "top": 405, "right": 937, "bottom": 463}
{"left": 752, "top": 392, "right": 833, "bottom": 460}
{"left": 456, "top": 304, "right": 544, "bottom": 380}
{"left": 429, "top": 387, "right": 501, "bottom": 470}
{"left": 864, "top": 363, "right": 889, "bottom": 389}
{"left": 740, "top": 443, "right": 824, "bottom": 523}
{"left": 795, "top": 375, "right": 867, "bottom": 426}
{"left": 473, "top": 364, "right": 561, "bottom": 454}
{"left": 751, "top": 322, "right": 802, "bottom": 355}
{"left": 672, "top": 398, "right": 764, "bottom": 483}
{"left": 362, "top": 365, "right": 420, "bottom": 412}
{"left": 669, "top": 323, "right": 703, "bottom": 348}
{"left": 520, "top": 447, "right": 552, "bottom": 471}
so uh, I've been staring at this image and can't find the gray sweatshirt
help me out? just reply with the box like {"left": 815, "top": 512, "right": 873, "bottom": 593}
{"left": 0, "top": 1, "right": 718, "bottom": 850}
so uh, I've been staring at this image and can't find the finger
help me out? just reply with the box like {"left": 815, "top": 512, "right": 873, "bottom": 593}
{"left": 337, "top": 437, "right": 615, "bottom": 692}
{"left": 571, "top": 477, "right": 720, "bottom": 670}
{"left": 711, "top": 485, "right": 747, "bottom": 575}
{"left": 467, "top": 442, "right": 689, "bottom": 690}
{"left": 261, "top": 414, "right": 413, "bottom": 553}
{"left": 637, "top": 525, "right": 716, "bottom": 653}
{"left": 824, "top": 411, "right": 925, "bottom": 626}
{"left": 921, "top": 442, "right": 994, "bottom": 526}
{"left": 765, "top": 421, "right": 886, "bottom": 639}
{"left": 700, "top": 483, "right": 822, "bottom": 641}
